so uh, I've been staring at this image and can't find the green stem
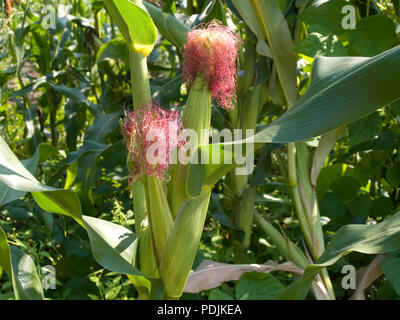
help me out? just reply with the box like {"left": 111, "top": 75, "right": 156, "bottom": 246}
{"left": 232, "top": 85, "right": 261, "bottom": 263}
{"left": 288, "top": 143, "right": 312, "bottom": 245}
{"left": 47, "top": 90, "right": 58, "bottom": 146}
{"left": 233, "top": 187, "right": 256, "bottom": 263}
{"left": 94, "top": 10, "right": 100, "bottom": 36}
{"left": 293, "top": 0, "right": 311, "bottom": 45}
{"left": 110, "top": 15, "right": 116, "bottom": 39}
{"left": 254, "top": 212, "right": 308, "bottom": 268}
{"left": 296, "top": 141, "right": 336, "bottom": 299}
{"left": 129, "top": 49, "right": 151, "bottom": 106}
{"left": 128, "top": 46, "right": 159, "bottom": 297}
{"left": 246, "top": 0, "right": 334, "bottom": 298}
{"left": 321, "top": 267, "right": 335, "bottom": 299}
{"left": 130, "top": 181, "right": 157, "bottom": 277}
{"left": 254, "top": 212, "right": 332, "bottom": 299}
{"left": 16, "top": 61, "right": 28, "bottom": 111}
{"left": 290, "top": 143, "right": 335, "bottom": 299}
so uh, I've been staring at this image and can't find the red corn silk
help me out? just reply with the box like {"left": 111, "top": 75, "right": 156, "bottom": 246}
{"left": 122, "top": 103, "right": 183, "bottom": 181}
{"left": 182, "top": 22, "right": 242, "bottom": 110}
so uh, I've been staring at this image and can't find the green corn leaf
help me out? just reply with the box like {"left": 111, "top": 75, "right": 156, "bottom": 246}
{"left": 0, "top": 143, "right": 59, "bottom": 207}
{"left": 82, "top": 215, "right": 144, "bottom": 276}
{"left": 0, "top": 135, "right": 84, "bottom": 227}
{"left": 186, "top": 142, "right": 261, "bottom": 198}
{"left": 236, "top": 188, "right": 256, "bottom": 249}
{"left": 131, "top": 180, "right": 158, "bottom": 278}
{"left": 48, "top": 140, "right": 110, "bottom": 190}
{"left": 103, "top": 0, "right": 157, "bottom": 56}
{"left": 159, "top": 189, "right": 212, "bottom": 299}
{"left": 236, "top": 272, "right": 285, "bottom": 300}
{"left": 311, "top": 127, "right": 345, "bottom": 186}
{"left": 186, "top": 143, "right": 241, "bottom": 198}
{"left": 0, "top": 226, "right": 12, "bottom": 277}
{"left": 37, "top": 144, "right": 59, "bottom": 164}
{"left": 277, "top": 212, "right": 400, "bottom": 299}
{"left": 187, "top": 45, "right": 400, "bottom": 194}
{"left": 0, "top": 227, "right": 44, "bottom": 300}
{"left": 74, "top": 112, "right": 120, "bottom": 208}
{"left": 253, "top": 45, "right": 400, "bottom": 143}
{"left": 380, "top": 257, "right": 400, "bottom": 295}
{"left": 232, "top": 0, "right": 297, "bottom": 106}
{"left": 9, "top": 246, "right": 44, "bottom": 300}
{"left": 299, "top": 0, "right": 351, "bottom": 36}
{"left": 65, "top": 140, "right": 110, "bottom": 165}
{"left": 24, "top": 106, "right": 41, "bottom": 153}
{"left": 0, "top": 146, "right": 38, "bottom": 207}
{"left": 230, "top": 0, "right": 264, "bottom": 39}
{"left": 49, "top": 83, "right": 89, "bottom": 105}
{"left": 127, "top": 274, "right": 152, "bottom": 299}
{"left": 147, "top": 177, "right": 174, "bottom": 260}
{"left": 144, "top": 1, "right": 190, "bottom": 48}
{"left": 96, "top": 39, "right": 129, "bottom": 64}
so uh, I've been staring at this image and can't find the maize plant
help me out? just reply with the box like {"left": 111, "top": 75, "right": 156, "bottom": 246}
{"left": 1, "top": 0, "right": 400, "bottom": 301}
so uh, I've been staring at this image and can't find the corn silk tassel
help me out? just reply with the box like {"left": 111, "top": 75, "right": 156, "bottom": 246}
{"left": 123, "top": 23, "right": 241, "bottom": 299}
{"left": 122, "top": 101, "right": 183, "bottom": 271}
{"left": 161, "top": 23, "right": 241, "bottom": 299}
{"left": 169, "top": 23, "right": 242, "bottom": 216}
{"left": 122, "top": 103, "right": 183, "bottom": 182}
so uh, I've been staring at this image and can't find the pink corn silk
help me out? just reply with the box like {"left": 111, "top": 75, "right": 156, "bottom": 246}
{"left": 182, "top": 23, "right": 241, "bottom": 110}
{"left": 122, "top": 103, "right": 182, "bottom": 181}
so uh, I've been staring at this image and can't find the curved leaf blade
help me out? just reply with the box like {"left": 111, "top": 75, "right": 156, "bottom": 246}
{"left": 0, "top": 146, "right": 39, "bottom": 207}
{"left": 103, "top": 0, "right": 157, "bottom": 56}
{"left": 232, "top": 0, "right": 297, "bottom": 106}
{"left": 0, "top": 136, "right": 84, "bottom": 226}
{"left": 0, "top": 227, "right": 44, "bottom": 300}
{"left": 96, "top": 39, "right": 129, "bottom": 64}
{"left": 253, "top": 45, "right": 400, "bottom": 143}
{"left": 82, "top": 215, "right": 144, "bottom": 277}
{"left": 277, "top": 212, "right": 400, "bottom": 299}
{"left": 0, "top": 226, "right": 12, "bottom": 277}
{"left": 144, "top": 1, "right": 190, "bottom": 48}
{"left": 9, "top": 246, "right": 44, "bottom": 300}
{"left": 187, "top": 47, "right": 400, "bottom": 193}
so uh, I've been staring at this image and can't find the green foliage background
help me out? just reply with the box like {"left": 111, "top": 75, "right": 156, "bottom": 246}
{"left": 1, "top": 0, "right": 400, "bottom": 300}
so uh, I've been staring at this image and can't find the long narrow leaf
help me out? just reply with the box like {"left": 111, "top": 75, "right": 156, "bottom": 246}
{"left": 83, "top": 215, "right": 144, "bottom": 276}
{"left": 0, "top": 136, "right": 84, "bottom": 226}
{"left": 277, "top": 212, "right": 400, "bottom": 299}
{"left": 186, "top": 46, "right": 400, "bottom": 193}
{"left": 253, "top": 46, "right": 400, "bottom": 143}
{"left": 144, "top": 1, "right": 190, "bottom": 48}
{"left": 0, "top": 227, "right": 44, "bottom": 300}
{"left": 232, "top": 0, "right": 297, "bottom": 106}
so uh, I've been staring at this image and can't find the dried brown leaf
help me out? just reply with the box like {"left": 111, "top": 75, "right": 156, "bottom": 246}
{"left": 350, "top": 254, "right": 387, "bottom": 300}
{"left": 183, "top": 259, "right": 303, "bottom": 293}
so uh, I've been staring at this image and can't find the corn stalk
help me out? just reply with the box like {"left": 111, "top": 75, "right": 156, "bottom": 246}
{"left": 231, "top": 0, "right": 335, "bottom": 299}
